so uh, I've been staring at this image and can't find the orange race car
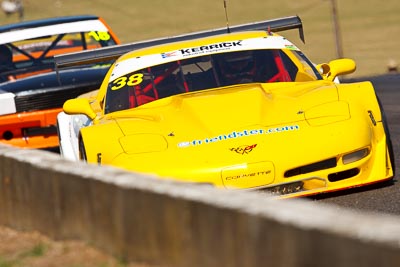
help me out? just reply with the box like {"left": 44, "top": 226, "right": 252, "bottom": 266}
{"left": 0, "top": 15, "right": 120, "bottom": 150}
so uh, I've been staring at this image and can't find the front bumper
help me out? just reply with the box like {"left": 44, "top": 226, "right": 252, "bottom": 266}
{"left": 0, "top": 108, "right": 61, "bottom": 149}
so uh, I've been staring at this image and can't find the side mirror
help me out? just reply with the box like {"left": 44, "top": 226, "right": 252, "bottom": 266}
{"left": 63, "top": 98, "right": 97, "bottom": 120}
{"left": 316, "top": 58, "right": 356, "bottom": 81}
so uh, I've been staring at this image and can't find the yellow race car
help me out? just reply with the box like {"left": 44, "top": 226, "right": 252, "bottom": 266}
{"left": 56, "top": 16, "right": 394, "bottom": 198}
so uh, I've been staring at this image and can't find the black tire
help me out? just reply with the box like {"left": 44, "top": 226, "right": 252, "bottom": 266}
{"left": 78, "top": 136, "right": 87, "bottom": 162}
{"left": 377, "top": 96, "right": 396, "bottom": 176}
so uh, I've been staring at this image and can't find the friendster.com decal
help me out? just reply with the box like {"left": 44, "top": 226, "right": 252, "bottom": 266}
{"left": 177, "top": 125, "right": 300, "bottom": 148}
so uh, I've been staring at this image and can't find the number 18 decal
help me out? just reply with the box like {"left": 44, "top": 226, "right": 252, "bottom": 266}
{"left": 89, "top": 31, "right": 111, "bottom": 41}
{"left": 111, "top": 74, "right": 144, "bottom": 90}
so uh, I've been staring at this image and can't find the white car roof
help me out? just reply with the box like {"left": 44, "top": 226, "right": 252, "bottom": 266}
{"left": 109, "top": 35, "right": 300, "bottom": 82}
{"left": 0, "top": 19, "right": 109, "bottom": 45}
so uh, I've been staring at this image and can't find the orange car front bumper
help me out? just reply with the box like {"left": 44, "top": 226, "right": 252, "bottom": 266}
{"left": 0, "top": 108, "right": 61, "bottom": 149}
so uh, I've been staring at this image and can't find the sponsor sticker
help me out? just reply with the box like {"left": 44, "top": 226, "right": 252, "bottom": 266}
{"left": 178, "top": 125, "right": 300, "bottom": 148}
{"left": 230, "top": 144, "right": 257, "bottom": 155}
{"left": 161, "top": 51, "right": 178, "bottom": 58}
{"left": 179, "top": 41, "right": 242, "bottom": 57}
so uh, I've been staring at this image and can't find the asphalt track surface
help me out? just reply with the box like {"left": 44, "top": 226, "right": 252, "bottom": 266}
{"left": 310, "top": 73, "right": 400, "bottom": 216}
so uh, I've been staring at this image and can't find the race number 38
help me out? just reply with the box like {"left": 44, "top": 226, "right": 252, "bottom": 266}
{"left": 111, "top": 74, "right": 144, "bottom": 90}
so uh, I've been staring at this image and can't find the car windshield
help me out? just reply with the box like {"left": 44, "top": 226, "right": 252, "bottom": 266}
{"left": 104, "top": 49, "right": 322, "bottom": 114}
{"left": 0, "top": 30, "right": 117, "bottom": 81}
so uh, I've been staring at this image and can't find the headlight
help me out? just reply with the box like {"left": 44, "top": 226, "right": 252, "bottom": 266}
{"left": 0, "top": 92, "right": 16, "bottom": 115}
{"left": 342, "top": 148, "right": 369, "bottom": 164}
{"left": 119, "top": 133, "right": 168, "bottom": 154}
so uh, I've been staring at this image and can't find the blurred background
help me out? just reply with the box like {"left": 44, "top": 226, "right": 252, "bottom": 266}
{"left": 1, "top": 0, "right": 399, "bottom": 78}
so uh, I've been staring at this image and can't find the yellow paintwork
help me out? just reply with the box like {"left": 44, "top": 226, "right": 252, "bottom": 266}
{"left": 63, "top": 30, "right": 393, "bottom": 198}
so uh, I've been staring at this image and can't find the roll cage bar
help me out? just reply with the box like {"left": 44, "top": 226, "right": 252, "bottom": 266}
{"left": 2, "top": 30, "right": 113, "bottom": 79}
{"left": 105, "top": 49, "right": 301, "bottom": 113}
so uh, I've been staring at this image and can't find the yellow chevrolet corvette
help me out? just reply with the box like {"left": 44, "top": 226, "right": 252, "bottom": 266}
{"left": 56, "top": 16, "right": 394, "bottom": 198}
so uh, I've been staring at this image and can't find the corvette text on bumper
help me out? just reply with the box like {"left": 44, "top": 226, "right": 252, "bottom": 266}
{"left": 225, "top": 170, "right": 272, "bottom": 180}
{"left": 178, "top": 125, "right": 300, "bottom": 148}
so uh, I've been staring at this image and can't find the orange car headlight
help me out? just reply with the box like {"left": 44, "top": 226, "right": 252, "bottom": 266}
{"left": 119, "top": 134, "right": 168, "bottom": 154}
{"left": 0, "top": 92, "right": 16, "bottom": 116}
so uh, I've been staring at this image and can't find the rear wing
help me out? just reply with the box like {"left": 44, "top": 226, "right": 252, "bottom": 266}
{"left": 54, "top": 15, "right": 304, "bottom": 69}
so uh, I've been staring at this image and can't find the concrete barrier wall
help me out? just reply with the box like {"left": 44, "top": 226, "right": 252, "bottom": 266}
{"left": 1, "top": 144, "right": 400, "bottom": 267}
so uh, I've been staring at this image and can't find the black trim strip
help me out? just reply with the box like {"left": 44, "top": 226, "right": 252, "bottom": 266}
{"left": 22, "top": 126, "right": 58, "bottom": 137}
{"left": 284, "top": 158, "right": 337, "bottom": 178}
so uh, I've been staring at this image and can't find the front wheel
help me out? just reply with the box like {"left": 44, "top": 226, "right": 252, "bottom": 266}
{"left": 378, "top": 96, "right": 396, "bottom": 176}
{"left": 78, "top": 136, "right": 87, "bottom": 162}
